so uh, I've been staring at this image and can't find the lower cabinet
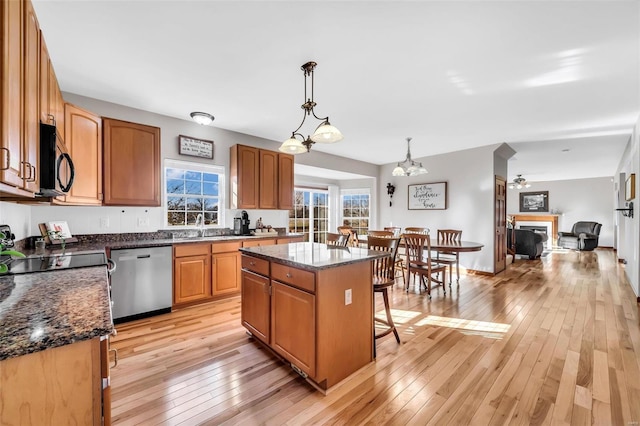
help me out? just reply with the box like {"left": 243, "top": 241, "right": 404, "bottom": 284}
{"left": 173, "top": 241, "right": 244, "bottom": 307}
{"left": 271, "top": 281, "right": 316, "bottom": 377}
{"left": 241, "top": 268, "right": 271, "bottom": 343}
{"left": 0, "top": 337, "right": 109, "bottom": 425}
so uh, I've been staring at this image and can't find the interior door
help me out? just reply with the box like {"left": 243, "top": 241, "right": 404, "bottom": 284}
{"left": 494, "top": 175, "right": 507, "bottom": 273}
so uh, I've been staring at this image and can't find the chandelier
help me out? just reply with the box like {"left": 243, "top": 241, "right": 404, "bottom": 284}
{"left": 279, "top": 61, "right": 343, "bottom": 154}
{"left": 508, "top": 174, "right": 531, "bottom": 189}
{"left": 392, "top": 137, "right": 428, "bottom": 176}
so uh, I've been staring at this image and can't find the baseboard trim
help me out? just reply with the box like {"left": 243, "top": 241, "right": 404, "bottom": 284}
{"left": 466, "top": 269, "right": 494, "bottom": 277}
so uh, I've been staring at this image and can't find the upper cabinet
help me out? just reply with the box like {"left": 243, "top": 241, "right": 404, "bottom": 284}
{"left": 230, "top": 144, "right": 294, "bottom": 210}
{"left": 103, "top": 118, "right": 161, "bottom": 206}
{"left": 0, "top": 0, "right": 40, "bottom": 196}
{"left": 39, "top": 32, "right": 64, "bottom": 132}
{"left": 64, "top": 103, "right": 103, "bottom": 205}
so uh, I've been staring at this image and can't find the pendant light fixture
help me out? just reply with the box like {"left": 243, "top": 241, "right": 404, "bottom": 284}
{"left": 279, "top": 61, "right": 343, "bottom": 154}
{"left": 508, "top": 174, "right": 531, "bottom": 189}
{"left": 190, "top": 112, "right": 215, "bottom": 126}
{"left": 392, "top": 137, "right": 428, "bottom": 176}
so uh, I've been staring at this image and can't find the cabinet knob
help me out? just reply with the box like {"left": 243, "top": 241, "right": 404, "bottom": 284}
{"left": 250, "top": 261, "right": 256, "bottom": 266}
{"left": 286, "top": 273, "right": 292, "bottom": 278}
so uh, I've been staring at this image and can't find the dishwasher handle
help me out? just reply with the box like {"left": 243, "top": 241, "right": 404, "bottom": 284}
{"left": 137, "top": 254, "right": 151, "bottom": 259}
{"left": 107, "top": 258, "right": 116, "bottom": 275}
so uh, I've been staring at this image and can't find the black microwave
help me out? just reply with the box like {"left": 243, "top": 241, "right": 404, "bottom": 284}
{"left": 37, "top": 122, "right": 75, "bottom": 197}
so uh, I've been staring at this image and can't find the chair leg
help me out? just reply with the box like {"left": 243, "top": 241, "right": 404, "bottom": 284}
{"left": 381, "top": 289, "right": 400, "bottom": 343}
{"left": 455, "top": 257, "right": 460, "bottom": 285}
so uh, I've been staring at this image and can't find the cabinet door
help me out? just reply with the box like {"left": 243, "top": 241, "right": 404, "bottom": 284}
{"left": 0, "top": 0, "right": 23, "bottom": 188}
{"left": 271, "top": 281, "right": 316, "bottom": 377}
{"left": 259, "top": 149, "right": 278, "bottom": 209}
{"left": 64, "top": 103, "right": 102, "bottom": 204}
{"left": 230, "top": 144, "right": 259, "bottom": 209}
{"left": 103, "top": 118, "right": 161, "bottom": 206}
{"left": 22, "top": 0, "right": 39, "bottom": 193}
{"left": 39, "top": 32, "right": 51, "bottom": 124}
{"left": 278, "top": 153, "right": 294, "bottom": 209}
{"left": 212, "top": 251, "right": 241, "bottom": 296}
{"left": 174, "top": 255, "right": 211, "bottom": 304}
{"left": 241, "top": 269, "right": 270, "bottom": 343}
{"left": 242, "top": 239, "right": 276, "bottom": 248}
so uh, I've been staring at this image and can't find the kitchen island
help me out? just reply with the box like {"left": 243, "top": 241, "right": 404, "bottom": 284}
{"left": 239, "top": 242, "right": 389, "bottom": 392}
{"left": 0, "top": 266, "right": 114, "bottom": 425}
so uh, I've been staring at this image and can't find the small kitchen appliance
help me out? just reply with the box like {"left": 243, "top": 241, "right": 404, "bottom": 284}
{"left": 37, "top": 122, "right": 75, "bottom": 197}
{"left": 233, "top": 210, "right": 251, "bottom": 235}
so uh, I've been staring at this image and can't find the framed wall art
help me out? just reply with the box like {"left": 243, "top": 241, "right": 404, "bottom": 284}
{"left": 408, "top": 182, "right": 447, "bottom": 210}
{"left": 178, "top": 135, "right": 214, "bottom": 159}
{"left": 519, "top": 191, "right": 549, "bottom": 212}
{"left": 625, "top": 173, "right": 635, "bottom": 201}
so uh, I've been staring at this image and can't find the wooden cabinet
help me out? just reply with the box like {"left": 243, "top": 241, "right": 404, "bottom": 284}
{"left": 230, "top": 144, "right": 294, "bottom": 210}
{"left": 103, "top": 118, "right": 161, "bottom": 206}
{"left": 0, "top": 337, "right": 107, "bottom": 425}
{"left": 242, "top": 238, "right": 277, "bottom": 248}
{"left": 271, "top": 281, "right": 316, "bottom": 377}
{"left": 0, "top": 0, "right": 39, "bottom": 196}
{"left": 64, "top": 103, "right": 103, "bottom": 204}
{"left": 39, "top": 32, "right": 64, "bottom": 131}
{"left": 241, "top": 256, "right": 271, "bottom": 343}
{"left": 173, "top": 243, "right": 211, "bottom": 305}
{"left": 212, "top": 241, "right": 241, "bottom": 296}
{"left": 277, "top": 236, "right": 304, "bottom": 244}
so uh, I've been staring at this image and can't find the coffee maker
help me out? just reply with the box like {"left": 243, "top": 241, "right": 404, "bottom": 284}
{"left": 233, "top": 210, "right": 251, "bottom": 235}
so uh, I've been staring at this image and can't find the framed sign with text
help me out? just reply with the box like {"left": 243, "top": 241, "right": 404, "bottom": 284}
{"left": 178, "top": 135, "right": 214, "bottom": 159}
{"left": 408, "top": 182, "right": 448, "bottom": 210}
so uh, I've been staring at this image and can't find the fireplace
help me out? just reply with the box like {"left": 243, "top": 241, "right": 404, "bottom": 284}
{"left": 520, "top": 225, "right": 547, "bottom": 233}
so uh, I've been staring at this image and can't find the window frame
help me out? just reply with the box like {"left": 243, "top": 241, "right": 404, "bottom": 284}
{"left": 340, "top": 188, "right": 371, "bottom": 235}
{"left": 289, "top": 187, "right": 330, "bottom": 243}
{"left": 163, "top": 158, "right": 226, "bottom": 229}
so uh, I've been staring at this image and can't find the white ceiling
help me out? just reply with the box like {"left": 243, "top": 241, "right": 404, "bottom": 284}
{"left": 32, "top": 1, "right": 639, "bottom": 183}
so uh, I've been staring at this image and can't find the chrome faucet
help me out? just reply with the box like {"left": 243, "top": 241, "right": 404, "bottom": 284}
{"left": 195, "top": 213, "right": 204, "bottom": 237}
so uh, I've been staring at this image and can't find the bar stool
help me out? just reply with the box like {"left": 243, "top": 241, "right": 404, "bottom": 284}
{"left": 367, "top": 235, "right": 402, "bottom": 357}
{"left": 326, "top": 232, "right": 349, "bottom": 247}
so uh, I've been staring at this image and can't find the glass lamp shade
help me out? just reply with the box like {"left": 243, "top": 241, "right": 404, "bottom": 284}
{"left": 310, "top": 122, "right": 343, "bottom": 143}
{"left": 392, "top": 165, "right": 406, "bottom": 176}
{"left": 190, "top": 112, "right": 215, "bottom": 126}
{"left": 416, "top": 165, "right": 428, "bottom": 175}
{"left": 279, "top": 137, "right": 307, "bottom": 154}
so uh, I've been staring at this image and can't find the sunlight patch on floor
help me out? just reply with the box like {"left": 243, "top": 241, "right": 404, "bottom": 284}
{"left": 374, "top": 309, "right": 422, "bottom": 324}
{"left": 415, "top": 315, "right": 511, "bottom": 340}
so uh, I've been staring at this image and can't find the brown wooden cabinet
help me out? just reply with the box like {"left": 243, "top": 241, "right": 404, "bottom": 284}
{"left": 0, "top": 337, "right": 107, "bottom": 425}
{"left": 242, "top": 238, "right": 277, "bottom": 248}
{"left": 241, "top": 256, "right": 271, "bottom": 344}
{"left": 271, "top": 281, "right": 316, "bottom": 377}
{"left": 103, "top": 118, "right": 161, "bottom": 206}
{"left": 173, "top": 243, "right": 211, "bottom": 305}
{"left": 39, "top": 32, "right": 64, "bottom": 131}
{"left": 212, "top": 241, "right": 241, "bottom": 296}
{"left": 64, "top": 103, "right": 103, "bottom": 204}
{"left": 0, "top": 0, "right": 40, "bottom": 196}
{"left": 230, "top": 144, "right": 294, "bottom": 210}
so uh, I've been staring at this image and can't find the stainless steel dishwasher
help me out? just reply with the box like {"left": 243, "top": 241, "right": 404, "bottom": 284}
{"left": 110, "top": 246, "right": 172, "bottom": 323}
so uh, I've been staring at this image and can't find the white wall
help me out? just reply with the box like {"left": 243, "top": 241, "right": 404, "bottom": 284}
{"left": 378, "top": 144, "right": 499, "bottom": 274}
{"left": 0, "top": 202, "right": 32, "bottom": 241}
{"left": 615, "top": 117, "right": 639, "bottom": 297}
{"left": 505, "top": 177, "right": 616, "bottom": 247}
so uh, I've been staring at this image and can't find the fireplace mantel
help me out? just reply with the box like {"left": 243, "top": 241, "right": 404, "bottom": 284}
{"left": 511, "top": 214, "right": 559, "bottom": 242}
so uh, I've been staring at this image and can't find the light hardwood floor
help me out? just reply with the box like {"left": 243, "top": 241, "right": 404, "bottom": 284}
{"left": 110, "top": 248, "right": 640, "bottom": 425}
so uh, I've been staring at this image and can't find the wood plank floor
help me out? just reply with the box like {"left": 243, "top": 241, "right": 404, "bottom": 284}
{"left": 110, "top": 249, "right": 640, "bottom": 425}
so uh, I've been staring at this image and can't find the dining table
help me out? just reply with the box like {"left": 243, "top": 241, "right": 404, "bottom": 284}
{"left": 357, "top": 234, "right": 484, "bottom": 253}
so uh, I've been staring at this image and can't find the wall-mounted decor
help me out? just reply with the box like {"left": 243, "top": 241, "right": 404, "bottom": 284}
{"left": 625, "top": 173, "right": 635, "bottom": 201}
{"left": 178, "top": 135, "right": 214, "bottom": 159}
{"left": 408, "top": 182, "right": 447, "bottom": 210}
{"left": 519, "top": 191, "right": 549, "bottom": 212}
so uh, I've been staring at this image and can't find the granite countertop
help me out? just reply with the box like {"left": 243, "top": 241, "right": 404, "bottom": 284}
{"left": 0, "top": 266, "right": 113, "bottom": 361}
{"left": 0, "top": 232, "right": 304, "bottom": 361}
{"left": 239, "top": 242, "right": 389, "bottom": 271}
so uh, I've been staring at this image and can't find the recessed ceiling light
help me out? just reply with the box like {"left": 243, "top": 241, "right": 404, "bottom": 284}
{"left": 190, "top": 112, "right": 215, "bottom": 126}
{"left": 561, "top": 148, "right": 570, "bottom": 152}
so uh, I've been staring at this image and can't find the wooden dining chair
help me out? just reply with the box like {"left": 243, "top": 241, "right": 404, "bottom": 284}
{"left": 403, "top": 233, "right": 447, "bottom": 299}
{"left": 367, "top": 230, "right": 394, "bottom": 237}
{"left": 326, "top": 232, "right": 349, "bottom": 247}
{"left": 367, "top": 235, "right": 402, "bottom": 355}
{"left": 384, "top": 227, "right": 402, "bottom": 237}
{"left": 383, "top": 227, "right": 405, "bottom": 282}
{"left": 436, "top": 229, "right": 462, "bottom": 287}
{"left": 337, "top": 226, "right": 359, "bottom": 247}
{"left": 404, "top": 227, "right": 429, "bottom": 234}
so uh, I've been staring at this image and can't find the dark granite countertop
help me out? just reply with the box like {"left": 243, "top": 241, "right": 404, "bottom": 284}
{"left": 0, "top": 232, "right": 303, "bottom": 361}
{"left": 0, "top": 266, "right": 113, "bottom": 361}
{"left": 239, "top": 242, "right": 389, "bottom": 271}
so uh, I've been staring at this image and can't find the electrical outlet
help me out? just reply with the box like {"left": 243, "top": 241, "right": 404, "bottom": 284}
{"left": 137, "top": 217, "right": 150, "bottom": 227}
{"left": 99, "top": 217, "right": 109, "bottom": 228}
{"left": 345, "top": 288, "right": 352, "bottom": 305}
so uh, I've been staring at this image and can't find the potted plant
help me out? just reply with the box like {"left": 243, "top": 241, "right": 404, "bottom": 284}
{"left": 0, "top": 231, "right": 25, "bottom": 274}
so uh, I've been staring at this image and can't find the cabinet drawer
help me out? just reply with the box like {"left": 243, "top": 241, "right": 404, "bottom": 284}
{"left": 212, "top": 241, "right": 242, "bottom": 254}
{"left": 271, "top": 263, "right": 315, "bottom": 293}
{"left": 242, "top": 239, "right": 276, "bottom": 248}
{"left": 174, "top": 243, "right": 211, "bottom": 258}
{"left": 242, "top": 255, "right": 269, "bottom": 276}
